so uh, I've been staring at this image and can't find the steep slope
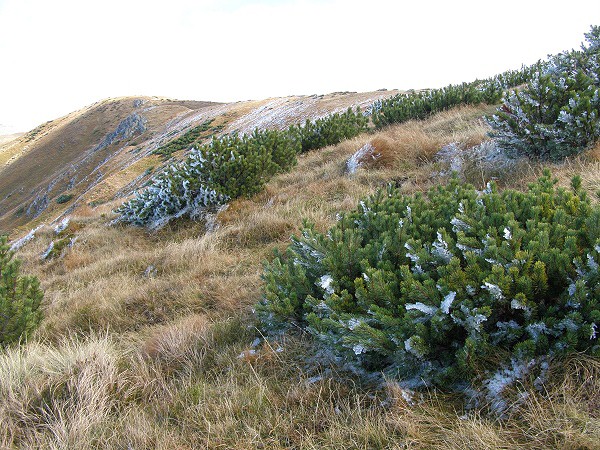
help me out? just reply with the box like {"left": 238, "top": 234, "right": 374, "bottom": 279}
{"left": 4, "top": 104, "right": 599, "bottom": 448}
{"left": 0, "top": 97, "right": 219, "bottom": 234}
{"left": 1, "top": 90, "right": 399, "bottom": 236}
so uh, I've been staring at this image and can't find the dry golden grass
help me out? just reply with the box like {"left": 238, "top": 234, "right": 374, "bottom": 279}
{"left": 3, "top": 104, "right": 599, "bottom": 448}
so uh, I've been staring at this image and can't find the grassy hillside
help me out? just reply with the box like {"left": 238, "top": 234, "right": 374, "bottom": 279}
{"left": 0, "top": 91, "right": 399, "bottom": 237}
{"left": 3, "top": 103, "right": 599, "bottom": 448}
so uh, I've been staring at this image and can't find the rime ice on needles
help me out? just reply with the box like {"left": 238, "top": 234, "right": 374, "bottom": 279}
{"left": 353, "top": 344, "right": 366, "bottom": 355}
{"left": 440, "top": 292, "right": 456, "bottom": 314}
{"left": 405, "top": 302, "right": 438, "bottom": 316}
{"left": 346, "top": 142, "right": 376, "bottom": 174}
{"left": 482, "top": 282, "right": 504, "bottom": 301}
{"left": 318, "top": 274, "right": 334, "bottom": 295}
{"left": 432, "top": 232, "right": 452, "bottom": 263}
{"left": 347, "top": 318, "right": 362, "bottom": 331}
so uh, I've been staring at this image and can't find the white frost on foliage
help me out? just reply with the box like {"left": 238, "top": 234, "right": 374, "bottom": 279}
{"left": 315, "top": 301, "right": 331, "bottom": 313}
{"left": 456, "top": 242, "right": 482, "bottom": 256}
{"left": 484, "top": 358, "right": 536, "bottom": 413}
{"left": 482, "top": 282, "right": 504, "bottom": 301}
{"left": 404, "top": 242, "right": 420, "bottom": 264}
{"left": 318, "top": 274, "right": 334, "bottom": 295}
{"left": 451, "top": 216, "right": 471, "bottom": 232}
{"left": 404, "top": 336, "right": 424, "bottom": 358}
{"left": 591, "top": 323, "right": 597, "bottom": 340}
{"left": 556, "top": 318, "right": 579, "bottom": 333}
{"left": 466, "top": 312, "right": 488, "bottom": 333}
{"left": 587, "top": 254, "right": 599, "bottom": 271}
{"left": 54, "top": 217, "right": 70, "bottom": 234}
{"left": 432, "top": 232, "right": 453, "bottom": 263}
{"left": 454, "top": 305, "right": 487, "bottom": 334}
{"left": 511, "top": 298, "right": 531, "bottom": 316}
{"left": 10, "top": 226, "right": 43, "bottom": 252}
{"left": 440, "top": 291, "right": 456, "bottom": 314}
{"left": 503, "top": 227, "right": 512, "bottom": 240}
{"left": 401, "top": 389, "right": 415, "bottom": 405}
{"left": 346, "top": 142, "right": 377, "bottom": 174}
{"left": 405, "top": 205, "right": 412, "bottom": 222}
{"left": 347, "top": 318, "right": 362, "bottom": 331}
{"left": 405, "top": 302, "right": 438, "bottom": 316}
{"left": 526, "top": 322, "right": 548, "bottom": 341}
{"left": 353, "top": 344, "right": 366, "bottom": 355}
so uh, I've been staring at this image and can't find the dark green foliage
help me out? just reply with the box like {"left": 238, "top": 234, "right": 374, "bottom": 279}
{"left": 371, "top": 67, "right": 535, "bottom": 129}
{"left": 117, "top": 107, "right": 368, "bottom": 228}
{"left": 115, "top": 129, "right": 300, "bottom": 228}
{"left": 488, "top": 26, "right": 600, "bottom": 160}
{"left": 153, "top": 119, "right": 215, "bottom": 158}
{"left": 290, "top": 107, "right": 369, "bottom": 153}
{"left": 117, "top": 60, "right": 537, "bottom": 229}
{"left": 258, "top": 171, "right": 600, "bottom": 389}
{"left": 0, "top": 235, "right": 43, "bottom": 347}
{"left": 55, "top": 194, "right": 73, "bottom": 204}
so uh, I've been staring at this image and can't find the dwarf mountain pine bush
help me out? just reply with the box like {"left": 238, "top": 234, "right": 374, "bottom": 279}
{"left": 370, "top": 66, "right": 534, "bottom": 129}
{"left": 290, "top": 107, "right": 369, "bottom": 153}
{"left": 115, "top": 129, "right": 300, "bottom": 228}
{"left": 488, "top": 26, "right": 600, "bottom": 160}
{"left": 258, "top": 171, "right": 600, "bottom": 393}
{"left": 153, "top": 119, "right": 215, "bottom": 159}
{"left": 116, "top": 108, "right": 368, "bottom": 228}
{"left": 0, "top": 235, "right": 43, "bottom": 347}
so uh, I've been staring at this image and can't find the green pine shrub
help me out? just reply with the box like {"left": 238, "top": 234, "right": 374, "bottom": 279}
{"left": 370, "top": 66, "right": 534, "bottom": 129}
{"left": 153, "top": 119, "right": 215, "bottom": 158}
{"left": 115, "top": 129, "right": 300, "bottom": 228}
{"left": 258, "top": 171, "right": 600, "bottom": 397}
{"left": 55, "top": 194, "right": 73, "bottom": 204}
{"left": 116, "top": 107, "right": 367, "bottom": 228}
{"left": 0, "top": 235, "right": 44, "bottom": 347}
{"left": 290, "top": 107, "right": 369, "bottom": 153}
{"left": 488, "top": 26, "right": 600, "bottom": 161}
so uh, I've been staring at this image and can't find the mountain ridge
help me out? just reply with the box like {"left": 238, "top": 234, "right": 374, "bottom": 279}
{"left": 0, "top": 90, "right": 399, "bottom": 236}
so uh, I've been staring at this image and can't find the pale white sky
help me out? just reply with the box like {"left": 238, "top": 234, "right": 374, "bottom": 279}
{"left": 0, "top": 0, "right": 598, "bottom": 133}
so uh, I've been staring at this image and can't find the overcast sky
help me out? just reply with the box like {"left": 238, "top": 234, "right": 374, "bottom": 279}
{"left": 0, "top": 0, "right": 598, "bottom": 133}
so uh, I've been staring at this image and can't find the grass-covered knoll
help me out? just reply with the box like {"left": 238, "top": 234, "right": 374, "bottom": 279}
{"left": 115, "top": 57, "right": 537, "bottom": 232}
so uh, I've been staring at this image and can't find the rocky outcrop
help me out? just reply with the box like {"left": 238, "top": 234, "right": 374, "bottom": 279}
{"left": 95, "top": 113, "right": 147, "bottom": 152}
